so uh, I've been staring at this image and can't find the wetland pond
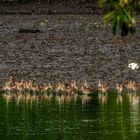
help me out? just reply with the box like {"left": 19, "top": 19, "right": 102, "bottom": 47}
{"left": 0, "top": 92, "right": 140, "bottom": 140}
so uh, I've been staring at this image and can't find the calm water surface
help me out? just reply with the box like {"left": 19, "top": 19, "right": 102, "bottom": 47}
{"left": 0, "top": 92, "right": 140, "bottom": 140}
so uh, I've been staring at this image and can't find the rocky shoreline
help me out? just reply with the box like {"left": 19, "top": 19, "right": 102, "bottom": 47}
{"left": 0, "top": 12, "right": 140, "bottom": 88}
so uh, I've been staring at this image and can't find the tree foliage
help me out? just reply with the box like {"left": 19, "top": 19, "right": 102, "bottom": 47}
{"left": 98, "top": 0, "right": 140, "bottom": 36}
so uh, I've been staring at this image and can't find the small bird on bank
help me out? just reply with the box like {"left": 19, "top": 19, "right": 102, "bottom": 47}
{"left": 116, "top": 83, "right": 123, "bottom": 93}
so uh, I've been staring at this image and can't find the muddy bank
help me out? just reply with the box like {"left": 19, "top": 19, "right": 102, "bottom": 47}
{"left": 0, "top": 0, "right": 102, "bottom": 15}
{"left": 0, "top": 14, "right": 140, "bottom": 88}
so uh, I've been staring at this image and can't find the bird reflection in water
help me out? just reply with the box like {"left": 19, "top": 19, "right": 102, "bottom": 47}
{"left": 55, "top": 95, "right": 65, "bottom": 107}
{"left": 98, "top": 94, "right": 108, "bottom": 105}
{"left": 15, "top": 93, "right": 25, "bottom": 105}
{"left": 128, "top": 93, "right": 139, "bottom": 106}
{"left": 74, "top": 94, "right": 78, "bottom": 104}
{"left": 43, "top": 93, "right": 53, "bottom": 102}
{"left": 65, "top": 95, "right": 73, "bottom": 103}
{"left": 2, "top": 93, "right": 14, "bottom": 107}
{"left": 116, "top": 94, "right": 123, "bottom": 105}
{"left": 81, "top": 95, "right": 91, "bottom": 107}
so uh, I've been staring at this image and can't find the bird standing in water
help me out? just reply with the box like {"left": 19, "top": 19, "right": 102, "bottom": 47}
{"left": 81, "top": 80, "right": 91, "bottom": 95}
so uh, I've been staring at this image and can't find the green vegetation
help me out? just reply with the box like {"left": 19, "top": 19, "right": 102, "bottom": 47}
{"left": 98, "top": 0, "right": 140, "bottom": 36}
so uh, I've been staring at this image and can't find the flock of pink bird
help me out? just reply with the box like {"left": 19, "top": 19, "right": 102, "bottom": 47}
{"left": 1, "top": 77, "right": 139, "bottom": 95}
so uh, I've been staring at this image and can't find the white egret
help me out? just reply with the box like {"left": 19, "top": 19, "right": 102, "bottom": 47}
{"left": 128, "top": 63, "right": 139, "bottom": 70}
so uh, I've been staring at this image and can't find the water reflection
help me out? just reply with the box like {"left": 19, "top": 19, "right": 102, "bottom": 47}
{"left": 2, "top": 93, "right": 92, "bottom": 109}
{"left": 81, "top": 95, "right": 91, "bottom": 108}
{"left": 0, "top": 92, "right": 140, "bottom": 140}
{"left": 116, "top": 94, "right": 123, "bottom": 105}
{"left": 2, "top": 94, "right": 14, "bottom": 107}
{"left": 128, "top": 93, "right": 140, "bottom": 106}
{"left": 98, "top": 93, "right": 108, "bottom": 105}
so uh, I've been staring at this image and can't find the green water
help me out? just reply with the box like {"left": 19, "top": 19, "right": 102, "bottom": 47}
{"left": 0, "top": 93, "right": 140, "bottom": 140}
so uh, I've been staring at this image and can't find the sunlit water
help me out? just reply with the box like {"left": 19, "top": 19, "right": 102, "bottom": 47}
{"left": 0, "top": 92, "right": 140, "bottom": 140}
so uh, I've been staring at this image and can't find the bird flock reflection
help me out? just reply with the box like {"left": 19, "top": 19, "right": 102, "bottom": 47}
{"left": 1, "top": 77, "right": 140, "bottom": 108}
{"left": 2, "top": 90, "right": 140, "bottom": 109}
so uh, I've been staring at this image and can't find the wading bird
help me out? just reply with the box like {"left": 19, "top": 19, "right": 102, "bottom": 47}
{"left": 125, "top": 81, "right": 137, "bottom": 93}
{"left": 98, "top": 80, "right": 108, "bottom": 94}
{"left": 81, "top": 80, "right": 91, "bottom": 95}
{"left": 116, "top": 83, "right": 123, "bottom": 93}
